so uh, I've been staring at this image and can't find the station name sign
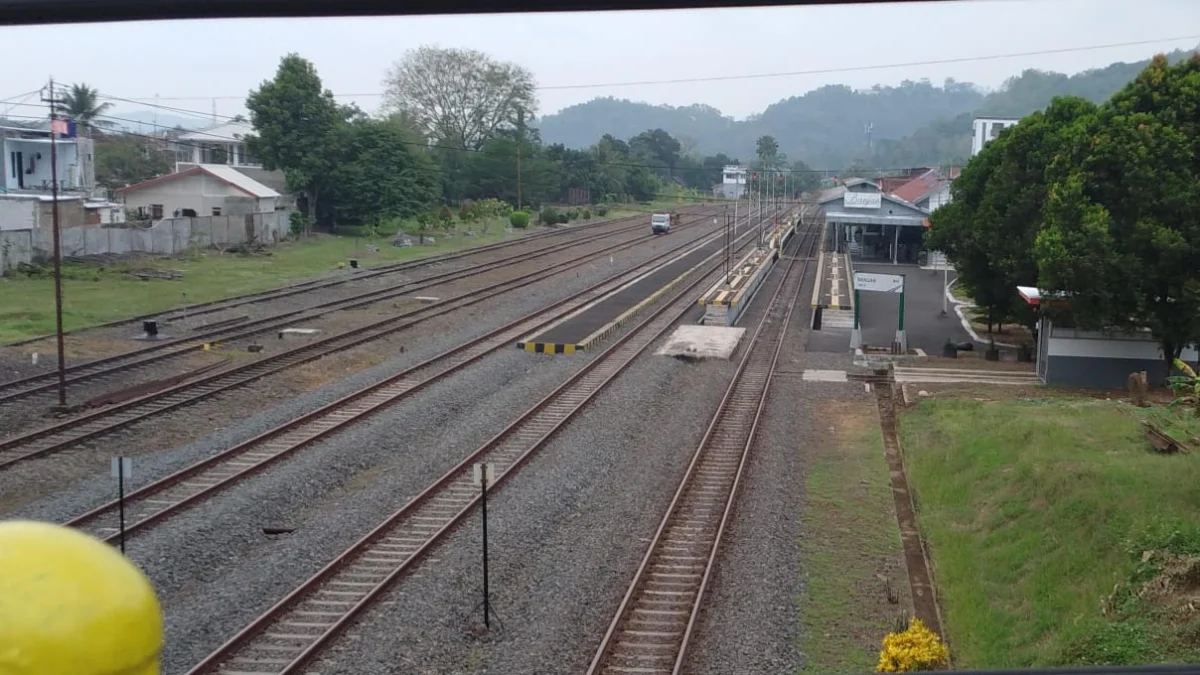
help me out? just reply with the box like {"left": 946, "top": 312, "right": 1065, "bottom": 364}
{"left": 853, "top": 272, "right": 904, "bottom": 294}
{"left": 843, "top": 192, "right": 882, "bottom": 209}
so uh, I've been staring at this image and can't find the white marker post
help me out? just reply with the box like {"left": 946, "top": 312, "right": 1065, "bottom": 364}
{"left": 110, "top": 456, "right": 132, "bottom": 554}
{"left": 852, "top": 272, "right": 907, "bottom": 353}
{"left": 473, "top": 462, "right": 497, "bottom": 629}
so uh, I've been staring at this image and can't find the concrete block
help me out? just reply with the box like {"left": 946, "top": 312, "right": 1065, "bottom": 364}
{"left": 656, "top": 325, "right": 745, "bottom": 360}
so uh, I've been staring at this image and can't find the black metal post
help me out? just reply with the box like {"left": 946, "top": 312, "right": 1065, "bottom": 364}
{"left": 480, "top": 467, "right": 490, "bottom": 629}
{"left": 118, "top": 458, "right": 126, "bottom": 554}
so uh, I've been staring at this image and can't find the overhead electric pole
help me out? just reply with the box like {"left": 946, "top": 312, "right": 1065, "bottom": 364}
{"left": 516, "top": 107, "right": 525, "bottom": 211}
{"left": 41, "top": 78, "right": 68, "bottom": 409}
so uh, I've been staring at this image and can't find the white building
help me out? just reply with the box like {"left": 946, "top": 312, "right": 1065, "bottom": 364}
{"left": 1, "top": 126, "right": 96, "bottom": 195}
{"left": 178, "top": 121, "right": 261, "bottom": 168}
{"left": 971, "top": 117, "right": 1020, "bottom": 157}
{"left": 116, "top": 163, "right": 280, "bottom": 220}
{"left": 718, "top": 165, "right": 747, "bottom": 199}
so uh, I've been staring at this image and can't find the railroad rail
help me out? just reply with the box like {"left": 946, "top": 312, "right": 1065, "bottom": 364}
{"left": 0, "top": 210, "right": 742, "bottom": 470}
{"left": 585, "top": 218, "right": 818, "bottom": 675}
{"left": 1, "top": 206, "right": 710, "bottom": 348}
{"left": 180, "top": 209, "right": 790, "bottom": 675}
{"left": 0, "top": 209, "right": 719, "bottom": 406}
{"left": 59, "top": 210, "right": 774, "bottom": 540}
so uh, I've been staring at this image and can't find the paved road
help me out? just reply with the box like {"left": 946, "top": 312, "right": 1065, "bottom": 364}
{"left": 854, "top": 263, "right": 972, "bottom": 354}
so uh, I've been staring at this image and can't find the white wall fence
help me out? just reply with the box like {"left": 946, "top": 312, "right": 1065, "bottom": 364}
{"left": 0, "top": 211, "right": 291, "bottom": 274}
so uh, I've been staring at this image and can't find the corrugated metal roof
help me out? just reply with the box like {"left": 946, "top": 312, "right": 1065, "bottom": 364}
{"left": 199, "top": 164, "right": 279, "bottom": 198}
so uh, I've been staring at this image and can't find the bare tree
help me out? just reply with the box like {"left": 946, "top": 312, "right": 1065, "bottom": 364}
{"left": 382, "top": 45, "right": 537, "bottom": 151}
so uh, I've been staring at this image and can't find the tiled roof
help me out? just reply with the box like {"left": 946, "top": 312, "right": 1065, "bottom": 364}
{"left": 890, "top": 168, "right": 951, "bottom": 204}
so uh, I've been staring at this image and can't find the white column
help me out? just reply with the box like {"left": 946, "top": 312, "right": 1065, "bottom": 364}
{"left": 192, "top": 144, "right": 201, "bottom": 165}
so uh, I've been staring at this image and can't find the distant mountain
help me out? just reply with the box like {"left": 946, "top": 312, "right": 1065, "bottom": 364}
{"left": 105, "top": 109, "right": 211, "bottom": 134}
{"left": 536, "top": 47, "right": 1198, "bottom": 169}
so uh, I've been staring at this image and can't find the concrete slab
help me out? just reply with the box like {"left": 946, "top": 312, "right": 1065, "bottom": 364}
{"left": 812, "top": 250, "right": 853, "bottom": 310}
{"left": 801, "top": 369, "right": 847, "bottom": 382}
{"left": 278, "top": 328, "right": 321, "bottom": 339}
{"left": 853, "top": 263, "right": 973, "bottom": 354}
{"left": 656, "top": 325, "right": 745, "bottom": 360}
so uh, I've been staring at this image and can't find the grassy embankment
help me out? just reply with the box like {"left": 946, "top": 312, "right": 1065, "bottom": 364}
{"left": 900, "top": 395, "right": 1200, "bottom": 668}
{"left": 798, "top": 401, "right": 911, "bottom": 674}
{"left": 0, "top": 205, "right": 673, "bottom": 343}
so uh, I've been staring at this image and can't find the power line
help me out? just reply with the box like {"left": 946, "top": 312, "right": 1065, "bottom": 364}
{"left": 0, "top": 104, "right": 959, "bottom": 178}
{"left": 96, "top": 35, "right": 1200, "bottom": 103}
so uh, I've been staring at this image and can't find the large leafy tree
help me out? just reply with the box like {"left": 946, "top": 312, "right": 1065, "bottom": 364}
{"left": 630, "top": 128, "right": 681, "bottom": 178}
{"left": 755, "top": 135, "right": 779, "bottom": 164}
{"left": 925, "top": 96, "right": 1098, "bottom": 336}
{"left": 329, "top": 117, "right": 442, "bottom": 227}
{"left": 382, "top": 46, "right": 537, "bottom": 151}
{"left": 56, "top": 83, "right": 115, "bottom": 132}
{"left": 1035, "top": 54, "right": 1200, "bottom": 373}
{"left": 245, "top": 54, "right": 346, "bottom": 228}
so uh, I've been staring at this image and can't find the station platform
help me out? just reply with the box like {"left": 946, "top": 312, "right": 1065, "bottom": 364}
{"left": 517, "top": 232, "right": 727, "bottom": 354}
{"left": 812, "top": 248, "right": 854, "bottom": 311}
{"left": 852, "top": 262, "right": 973, "bottom": 354}
{"left": 697, "top": 247, "right": 773, "bottom": 327}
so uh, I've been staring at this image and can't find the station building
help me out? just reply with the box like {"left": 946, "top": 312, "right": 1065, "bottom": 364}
{"left": 817, "top": 178, "right": 930, "bottom": 265}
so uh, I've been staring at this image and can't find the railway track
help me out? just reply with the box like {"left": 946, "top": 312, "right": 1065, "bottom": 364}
{"left": 1, "top": 206, "right": 708, "bottom": 348}
{"left": 0, "top": 209, "right": 719, "bottom": 406}
{"left": 585, "top": 218, "right": 818, "bottom": 675}
{"left": 58, "top": 210, "right": 775, "bottom": 539}
{"left": 174, "top": 209, "right": 791, "bottom": 675}
{"left": 0, "top": 211, "right": 740, "bottom": 471}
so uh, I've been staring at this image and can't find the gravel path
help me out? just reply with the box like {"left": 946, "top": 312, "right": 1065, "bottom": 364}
{"left": 0, "top": 221, "right": 721, "bottom": 514}
{"left": 306, "top": 330, "right": 741, "bottom": 675}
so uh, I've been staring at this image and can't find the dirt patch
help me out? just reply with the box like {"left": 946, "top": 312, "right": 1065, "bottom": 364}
{"left": 1125, "top": 551, "right": 1200, "bottom": 617}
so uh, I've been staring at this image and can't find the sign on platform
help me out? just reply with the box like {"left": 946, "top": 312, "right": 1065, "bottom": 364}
{"left": 843, "top": 192, "right": 882, "bottom": 209}
{"left": 473, "top": 462, "right": 495, "bottom": 487}
{"left": 110, "top": 457, "right": 133, "bottom": 479}
{"left": 854, "top": 272, "right": 904, "bottom": 294}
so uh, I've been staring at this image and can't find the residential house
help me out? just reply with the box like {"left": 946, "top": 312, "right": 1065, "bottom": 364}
{"left": 889, "top": 166, "right": 960, "bottom": 212}
{"left": 116, "top": 163, "right": 281, "bottom": 220}
{"left": 717, "top": 165, "right": 747, "bottom": 199}
{"left": 174, "top": 121, "right": 295, "bottom": 210}
{"left": 2, "top": 125, "right": 96, "bottom": 195}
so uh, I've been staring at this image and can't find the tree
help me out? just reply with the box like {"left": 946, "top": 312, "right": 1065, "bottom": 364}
{"left": 926, "top": 96, "right": 1098, "bottom": 336}
{"left": 245, "top": 54, "right": 346, "bottom": 230}
{"left": 1035, "top": 54, "right": 1200, "bottom": 374}
{"left": 382, "top": 45, "right": 537, "bottom": 151}
{"left": 55, "top": 83, "right": 115, "bottom": 132}
{"left": 755, "top": 135, "right": 779, "bottom": 164}
{"left": 630, "top": 129, "right": 681, "bottom": 178}
{"left": 94, "top": 135, "right": 170, "bottom": 188}
{"left": 328, "top": 117, "right": 442, "bottom": 227}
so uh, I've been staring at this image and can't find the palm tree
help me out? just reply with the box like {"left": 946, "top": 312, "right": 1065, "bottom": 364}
{"left": 55, "top": 83, "right": 115, "bottom": 134}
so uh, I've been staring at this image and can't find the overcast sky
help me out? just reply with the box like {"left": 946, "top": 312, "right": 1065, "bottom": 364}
{"left": 0, "top": 0, "right": 1196, "bottom": 125}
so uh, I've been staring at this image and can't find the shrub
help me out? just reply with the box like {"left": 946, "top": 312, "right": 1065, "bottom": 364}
{"left": 509, "top": 210, "right": 531, "bottom": 229}
{"left": 540, "top": 207, "right": 559, "bottom": 226}
{"left": 437, "top": 205, "right": 454, "bottom": 228}
{"left": 458, "top": 200, "right": 475, "bottom": 222}
{"left": 582, "top": 208, "right": 591, "bottom": 220}
{"left": 567, "top": 208, "right": 580, "bottom": 221}
{"left": 596, "top": 205, "right": 609, "bottom": 217}
{"left": 557, "top": 213, "right": 569, "bottom": 224}
{"left": 876, "top": 618, "right": 949, "bottom": 672}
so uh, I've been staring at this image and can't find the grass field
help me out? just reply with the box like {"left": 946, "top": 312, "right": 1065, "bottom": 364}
{"left": 0, "top": 206, "right": 680, "bottom": 344}
{"left": 900, "top": 395, "right": 1200, "bottom": 669}
{"left": 799, "top": 401, "right": 910, "bottom": 674}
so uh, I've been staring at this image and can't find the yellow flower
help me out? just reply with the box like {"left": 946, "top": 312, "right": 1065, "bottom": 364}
{"left": 876, "top": 617, "right": 949, "bottom": 672}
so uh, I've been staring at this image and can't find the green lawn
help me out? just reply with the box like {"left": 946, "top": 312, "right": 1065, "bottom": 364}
{"left": 0, "top": 218, "right": 520, "bottom": 343}
{"left": 900, "top": 396, "right": 1200, "bottom": 669}
{"left": 799, "top": 401, "right": 910, "bottom": 674}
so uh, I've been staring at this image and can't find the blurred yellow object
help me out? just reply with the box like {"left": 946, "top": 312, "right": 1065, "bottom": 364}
{"left": 0, "top": 520, "right": 162, "bottom": 675}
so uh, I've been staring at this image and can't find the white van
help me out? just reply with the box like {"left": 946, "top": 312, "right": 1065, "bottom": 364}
{"left": 651, "top": 213, "right": 671, "bottom": 234}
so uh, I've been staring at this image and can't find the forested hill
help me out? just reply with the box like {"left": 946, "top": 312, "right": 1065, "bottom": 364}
{"left": 536, "top": 48, "right": 1196, "bottom": 169}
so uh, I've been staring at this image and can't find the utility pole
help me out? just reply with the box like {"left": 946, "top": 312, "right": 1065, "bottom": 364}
{"left": 41, "top": 78, "right": 67, "bottom": 409}
{"left": 516, "top": 107, "right": 524, "bottom": 211}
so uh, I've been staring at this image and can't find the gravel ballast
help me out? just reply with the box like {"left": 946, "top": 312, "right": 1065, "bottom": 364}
{"left": 0, "top": 221, "right": 722, "bottom": 515}
{"left": 306, "top": 335, "right": 741, "bottom": 675}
